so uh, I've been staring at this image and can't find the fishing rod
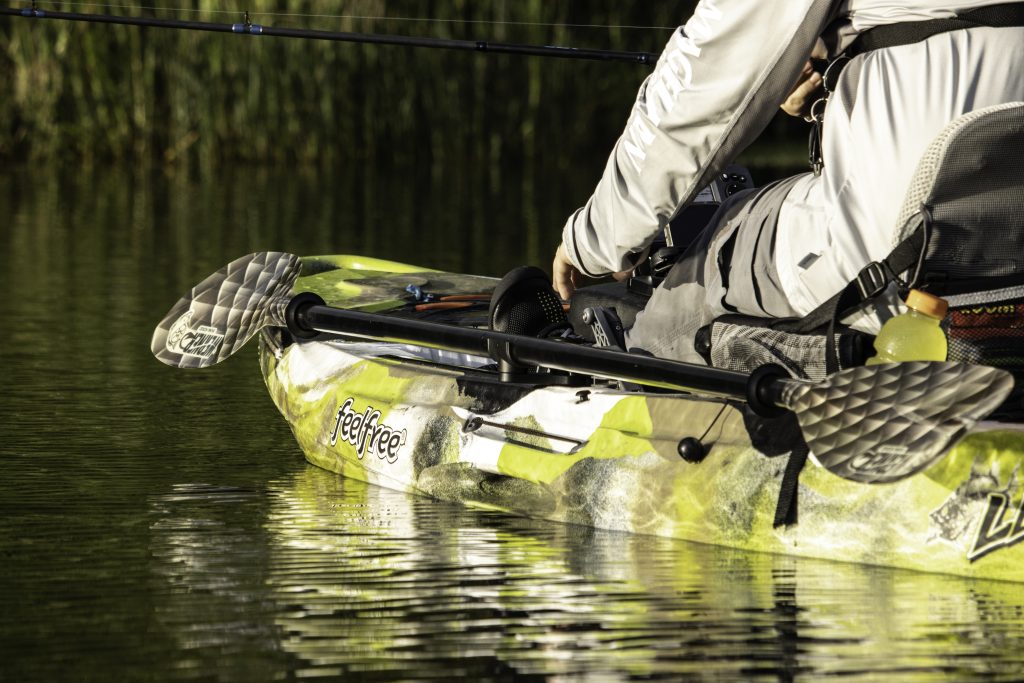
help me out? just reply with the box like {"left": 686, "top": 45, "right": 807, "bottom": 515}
{"left": 0, "top": 5, "right": 658, "bottom": 65}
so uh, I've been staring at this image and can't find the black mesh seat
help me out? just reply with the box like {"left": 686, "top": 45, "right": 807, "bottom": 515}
{"left": 489, "top": 266, "right": 568, "bottom": 336}
{"left": 894, "top": 101, "right": 1024, "bottom": 292}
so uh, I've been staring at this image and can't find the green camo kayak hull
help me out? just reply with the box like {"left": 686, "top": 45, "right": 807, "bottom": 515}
{"left": 259, "top": 255, "right": 1024, "bottom": 582}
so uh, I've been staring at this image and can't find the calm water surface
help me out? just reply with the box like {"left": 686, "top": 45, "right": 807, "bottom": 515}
{"left": 2, "top": 163, "right": 1024, "bottom": 681}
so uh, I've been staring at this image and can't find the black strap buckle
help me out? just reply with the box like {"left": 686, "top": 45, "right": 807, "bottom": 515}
{"left": 855, "top": 261, "right": 893, "bottom": 300}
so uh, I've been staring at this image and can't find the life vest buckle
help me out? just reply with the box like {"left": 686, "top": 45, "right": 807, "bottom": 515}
{"left": 856, "top": 261, "right": 894, "bottom": 300}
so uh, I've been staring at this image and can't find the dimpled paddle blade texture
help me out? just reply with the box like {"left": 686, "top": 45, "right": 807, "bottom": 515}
{"left": 777, "top": 361, "right": 1015, "bottom": 483}
{"left": 152, "top": 252, "right": 301, "bottom": 369}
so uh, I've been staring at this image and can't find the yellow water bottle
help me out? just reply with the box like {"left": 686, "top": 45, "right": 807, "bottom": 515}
{"left": 866, "top": 289, "right": 948, "bottom": 365}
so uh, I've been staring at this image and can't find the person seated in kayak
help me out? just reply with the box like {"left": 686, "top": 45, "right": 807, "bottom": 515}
{"left": 551, "top": 0, "right": 1024, "bottom": 364}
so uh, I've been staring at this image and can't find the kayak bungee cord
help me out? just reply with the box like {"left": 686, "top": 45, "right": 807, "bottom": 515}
{"left": 0, "top": 3, "right": 659, "bottom": 64}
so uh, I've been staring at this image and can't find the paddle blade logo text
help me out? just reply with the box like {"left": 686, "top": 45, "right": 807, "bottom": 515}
{"left": 165, "top": 311, "right": 226, "bottom": 361}
{"left": 329, "top": 397, "right": 406, "bottom": 463}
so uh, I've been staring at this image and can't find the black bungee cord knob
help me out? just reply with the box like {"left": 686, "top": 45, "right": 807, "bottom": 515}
{"left": 677, "top": 436, "right": 706, "bottom": 463}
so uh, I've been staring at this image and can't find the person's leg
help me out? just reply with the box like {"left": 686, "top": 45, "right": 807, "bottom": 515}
{"left": 626, "top": 175, "right": 807, "bottom": 363}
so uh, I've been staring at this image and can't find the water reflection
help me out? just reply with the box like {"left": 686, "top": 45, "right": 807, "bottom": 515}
{"left": 148, "top": 484, "right": 295, "bottom": 680}
{"left": 145, "top": 466, "right": 1024, "bottom": 681}
{"left": 5, "top": 161, "right": 1024, "bottom": 681}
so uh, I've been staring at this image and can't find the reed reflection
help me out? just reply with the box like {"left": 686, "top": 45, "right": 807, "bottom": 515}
{"left": 232, "top": 466, "right": 1024, "bottom": 680}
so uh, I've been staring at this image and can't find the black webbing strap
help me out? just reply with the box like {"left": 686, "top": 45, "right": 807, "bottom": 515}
{"left": 773, "top": 439, "right": 810, "bottom": 528}
{"left": 846, "top": 3, "right": 1024, "bottom": 58}
{"left": 775, "top": 223, "right": 927, "bottom": 373}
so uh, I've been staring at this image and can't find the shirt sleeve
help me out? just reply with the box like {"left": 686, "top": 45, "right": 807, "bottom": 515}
{"left": 563, "top": 0, "right": 840, "bottom": 276}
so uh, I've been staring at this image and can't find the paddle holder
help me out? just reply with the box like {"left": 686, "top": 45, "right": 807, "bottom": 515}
{"left": 487, "top": 336, "right": 528, "bottom": 382}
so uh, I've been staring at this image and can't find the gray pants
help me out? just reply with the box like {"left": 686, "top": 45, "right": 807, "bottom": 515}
{"left": 626, "top": 175, "right": 806, "bottom": 364}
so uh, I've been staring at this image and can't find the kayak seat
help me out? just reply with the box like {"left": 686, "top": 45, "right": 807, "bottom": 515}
{"left": 894, "top": 101, "right": 1024, "bottom": 294}
{"left": 892, "top": 102, "right": 1024, "bottom": 385}
{"left": 489, "top": 265, "right": 569, "bottom": 337}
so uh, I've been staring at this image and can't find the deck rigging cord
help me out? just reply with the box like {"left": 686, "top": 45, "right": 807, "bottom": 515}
{"left": 0, "top": 1, "right": 660, "bottom": 64}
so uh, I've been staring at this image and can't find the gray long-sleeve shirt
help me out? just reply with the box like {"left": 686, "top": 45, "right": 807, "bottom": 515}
{"left": 562, "top": 0, "right": 1023, "bottom": 317}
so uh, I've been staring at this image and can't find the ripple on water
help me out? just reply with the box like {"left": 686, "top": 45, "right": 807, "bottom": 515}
{"left": 4, "top": 165, "right": 1024, "bottom": 682}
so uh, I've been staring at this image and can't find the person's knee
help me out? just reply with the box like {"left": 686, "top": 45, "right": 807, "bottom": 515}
{"left": 626, "top": 282, "right": 718, "bottom": 364}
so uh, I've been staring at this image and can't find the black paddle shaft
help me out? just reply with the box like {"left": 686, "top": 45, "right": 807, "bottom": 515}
{"left": 288, "top": 295, "right": 783, "bottom": 408}
{"left": 152, "top": 252, "right": 1014, "bottom": 484}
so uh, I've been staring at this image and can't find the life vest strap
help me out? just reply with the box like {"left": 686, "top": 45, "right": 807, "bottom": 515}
{"left": 845, "top": 3, "right": 1024, "bottom": 58}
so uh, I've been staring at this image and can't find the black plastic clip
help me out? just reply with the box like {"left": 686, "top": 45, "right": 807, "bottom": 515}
{"left": 581, "top": 307, "right": 626, "bottom": 351}
{"left": 855, "top": 261, "right": 893, "bottom": 300}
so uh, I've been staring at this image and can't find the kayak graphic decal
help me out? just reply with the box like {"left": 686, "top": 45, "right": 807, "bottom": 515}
{"left": 929, "top": 459, "right": 1023, "bottom": 562}
{"left": 329, "top": 397, "right": 406, "bottom": 464}
{"left": 254, "top": 255, "right": 1024, "bottom": 582}
{"left": 165, "top": 311, "right": 225, "bottom": 360}
{"left": 970, "top": 490, "right": 1024, "bottom": 562}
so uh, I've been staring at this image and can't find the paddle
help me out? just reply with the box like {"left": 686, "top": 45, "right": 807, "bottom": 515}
{"left": 153, "top": 252, "right": 1014, "bottom": 484}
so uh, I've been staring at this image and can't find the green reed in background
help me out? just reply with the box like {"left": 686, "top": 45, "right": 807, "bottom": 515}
{"left": 0, "top": 1, "right": 706, "bottom": 169}
{"left": 0, "top": 1, "right": 808, "bottom": 269}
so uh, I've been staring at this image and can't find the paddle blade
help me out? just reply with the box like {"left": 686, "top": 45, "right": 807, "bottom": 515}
{"left": 152, "top": 252, "right": 301, "bottom": 368}
{"left": 779, "top": 362, "right": 1014, "bottom": 483}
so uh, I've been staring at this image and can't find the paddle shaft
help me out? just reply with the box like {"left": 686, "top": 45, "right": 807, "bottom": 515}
{"left": 153, "top": 252, "right": 1017, "bottom": 485}
{"left": 293, "top": 300, "right": 768, "bottom": 402}
{"left": 2, "top": 8, "right": 657, "bottom": 65}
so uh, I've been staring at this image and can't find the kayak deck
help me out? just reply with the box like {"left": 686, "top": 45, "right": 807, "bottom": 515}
{"left": 259, "top": 256, "right": 1024, "bottom": 582}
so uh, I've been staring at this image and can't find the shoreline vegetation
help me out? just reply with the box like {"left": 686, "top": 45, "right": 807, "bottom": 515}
{"left": 0, "top": 1, "right": 805, "bottom": 174}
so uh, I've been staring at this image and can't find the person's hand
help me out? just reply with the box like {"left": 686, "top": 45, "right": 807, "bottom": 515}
{"left": 553, "top": 243, "right": 581, "bottom": 300}
{"left": 781, "top": 39, "right": 827, "bottom": 119}
{"left": 553, "top": 243, "right": 637, "bottom": 300}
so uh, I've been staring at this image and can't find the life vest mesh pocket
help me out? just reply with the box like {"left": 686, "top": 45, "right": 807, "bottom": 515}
{"left": 947, "top": 287, "right": 1024, "bottom": 370}
{"left": 700, "top": 315, "right": 873, "bottom": 381}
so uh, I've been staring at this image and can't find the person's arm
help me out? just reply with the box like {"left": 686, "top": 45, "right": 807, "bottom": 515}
{"left": 558, "top": 0, "right": 839, "bottom": 294}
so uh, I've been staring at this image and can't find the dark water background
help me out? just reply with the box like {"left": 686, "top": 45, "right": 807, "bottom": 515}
{"left": 3, "top": 162, "right": 1024, "bottom": 682}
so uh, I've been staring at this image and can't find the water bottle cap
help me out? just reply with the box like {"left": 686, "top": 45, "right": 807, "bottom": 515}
{"left": 905, "top": 289, "right": 948, "bottom": 319}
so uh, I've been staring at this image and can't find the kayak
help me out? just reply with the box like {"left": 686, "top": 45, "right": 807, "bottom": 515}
{"left": 252, "top": 254, "right": 1024, "bottom": 583}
